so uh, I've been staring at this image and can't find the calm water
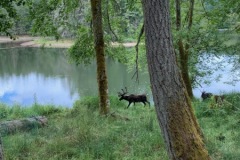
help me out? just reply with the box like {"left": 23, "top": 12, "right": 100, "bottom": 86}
{"left": 193, "top": 54, "right": 240, "bottom": 97}
{"left": 0, "top": 44, "right": 239, "bottom": 107}
{"left": 0, "top": 44, "right": 150, "bottom": 107}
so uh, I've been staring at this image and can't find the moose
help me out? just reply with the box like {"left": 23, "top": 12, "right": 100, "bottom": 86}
{"left": 118, "top": 87, "right": 150, "bottom": 108}
{"left": 201, "top": 91, "right": 213, "bottom": 100}
{"left": 201, "top": 91, "right": 225, "bottom": 105}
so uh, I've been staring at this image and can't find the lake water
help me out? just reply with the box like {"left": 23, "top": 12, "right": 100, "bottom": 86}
{"left": 0, "top": 44, "right": 150, "bottom": 107}
{"left": 0, "top": 44, "right": 239, "bottom": 107}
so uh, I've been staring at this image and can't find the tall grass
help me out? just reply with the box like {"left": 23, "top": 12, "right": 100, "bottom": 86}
{"left": 193, "top": 92, "right": 240, "bottom": 160}
{"left": 0, "top": 103, "right": 63, "bottom": 121}
{"left": 1, "top": 94, "right": 240, "bottom": 159}
{"left": 1, "top": 97, "right": 168, "bottom": 160}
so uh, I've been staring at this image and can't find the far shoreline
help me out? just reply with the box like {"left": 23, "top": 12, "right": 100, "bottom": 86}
{"left": 0, "top": 36, "right": 137, "bottom": 48}
{"left": 0, "top": 36, "right": 73, "bottom": 48}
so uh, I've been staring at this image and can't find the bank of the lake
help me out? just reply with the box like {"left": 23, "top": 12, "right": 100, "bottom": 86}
{"left": 0, "top": 36, "right": 137, "bottom": 48}
{"left": 0, "top": 36, "right": 74, "bottom": 48}
{"left": 1, "top": 94, "right": 240, "bottom": 160}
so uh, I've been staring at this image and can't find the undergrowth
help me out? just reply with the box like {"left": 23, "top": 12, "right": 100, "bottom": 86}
{"left": 1, "top": 96, "right": 167, "bottom": 160}
{"left": 1, "top": 93, "right": 240, "bottom": 159}
{"left": 193, "top": 92, "right": 240, "bottom": 160}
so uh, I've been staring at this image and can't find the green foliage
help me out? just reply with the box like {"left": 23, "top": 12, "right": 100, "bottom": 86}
{"left": 29, "top": 0, "right": 61, "bottom": 39}
{"left": 170, "top": 0, "right": 240, "bottom": 88}
{"left": 0, "top": 103, "right": 64, "bottom": 121}
{"left": 72, "top": 96, "right": 126, "bottom": 113}
{"left": 125, "top": 45, "right": 148, "bottom": 73}
{"left": 0, "top": 0, "right": 26, "bottom": 38}
{"left": 12, "top": 4, "right": 32, "bottom": 35}
{"left": 68, "top": 27, "right": 94, "bottom": 65}
{"left": 0, "top": 104, "right": 8, "bottom": 119}
{"left": 106, "top": 44, "right": 129, "bottom": 63}
{"left": 73, "top": 96, "right": 99, "bottom": 113}
{"left": 102, "top": 0, "right": 143, "bottom": 40}
{"left": 194, "top": 93, "right": 240, "bottom": 119}
{"left": 26, "top": 0, "right": 144, "bottom": 40}
{"left": 28, "top": 0, "right": 81, "bottom": 38}
{"left": 32, "top": 103, "right": 63, "bottom": 116}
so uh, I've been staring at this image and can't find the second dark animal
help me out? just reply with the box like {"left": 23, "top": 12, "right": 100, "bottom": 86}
{"left": 201, "top": 91, "right": 213, "bottom": 100}
{"left": 118, "top": 87, "right": 150, "bottom": 108}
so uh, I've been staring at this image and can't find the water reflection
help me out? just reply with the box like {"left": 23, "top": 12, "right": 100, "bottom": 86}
{"left": 0, "top": 73, "right": 79, "bottom": 106}
{"left": 0, "top": 46, "right": 82, "bottom": 107}
{"left": 0, "top": 44, "right": 239, "bottom": 107}
{"left": 0, "top": 45, "right": 150, "bottom": 107}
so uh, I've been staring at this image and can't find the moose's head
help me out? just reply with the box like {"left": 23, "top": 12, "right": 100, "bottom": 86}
{"left": 118, "top": 87, "right": 128, "bottom": 101}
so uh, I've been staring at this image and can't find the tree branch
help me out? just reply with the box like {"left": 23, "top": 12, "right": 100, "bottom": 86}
{"left": 106, "top": 0, "right": 118, "bottom": 41}
{"left": 132, "top": 23, "right": 144, "bottom": 83}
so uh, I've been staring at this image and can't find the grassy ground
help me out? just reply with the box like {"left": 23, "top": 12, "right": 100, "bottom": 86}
{"left": 1, "top": 94, "right": 240, "bottom": 160}
{"left": 194, "top": 93, "right": 240, "bottom": 160}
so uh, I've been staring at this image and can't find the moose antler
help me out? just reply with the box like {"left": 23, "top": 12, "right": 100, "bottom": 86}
{"left": 125, "top": 87, "right": 128, "bottom": 93}
{"left": 118, "top": 87, "right": 128, "bottom": 97}
{"left": 118, "top": 92, "right": 122, "bottom": 97}
{"left": 121, "top": 87, "right": 128, "bottom": 94}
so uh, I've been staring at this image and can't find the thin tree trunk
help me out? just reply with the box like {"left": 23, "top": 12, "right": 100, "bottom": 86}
{"left": 90, "top": 0, "right": 110, "bottom": 115}
{"left": 184, "top": 0, "right": 194, "bottom": 98}
{"left": 176, "top": 0, "right": 193, "bottom": 98}
{"left": 142, "top": 0, "right": 210, "bottom": 159}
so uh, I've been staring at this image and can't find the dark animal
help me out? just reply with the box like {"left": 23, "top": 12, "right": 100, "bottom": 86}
{"left": 118, "top": 87, "right": 150, "bottom": 108}
{"left": 201, "top": 91, "right": 213, "bottom": 100}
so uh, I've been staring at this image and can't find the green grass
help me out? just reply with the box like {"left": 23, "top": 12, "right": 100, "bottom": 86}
{"left": 1, "top": 94, "right": 240, "bottom": 159}
{"left": 193, "top": 93, "right": 240, "bottom": 160}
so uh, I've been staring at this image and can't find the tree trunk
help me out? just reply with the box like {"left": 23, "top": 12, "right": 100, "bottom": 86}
{"left": 175, "top": 0, "right": 194, "bottom": 98}
{"left": 142, "top": 0, "right": 210, "bottom": 159}
{"left": 90, "top": 0, "right": 110, "bottom": 115}
{"left": 0, "top": 116, "right": 47, "bottom": 136}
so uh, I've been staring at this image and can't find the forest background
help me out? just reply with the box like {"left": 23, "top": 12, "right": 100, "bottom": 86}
{"left": 0, "top": 0, "right": 240, "bottom": 159}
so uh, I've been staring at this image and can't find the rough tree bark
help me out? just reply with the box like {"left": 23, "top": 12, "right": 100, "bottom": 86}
{"left": 90, "top": 0, "right": 110, "bottom": 115}
{"left": 142, "top": 0, "right": 210, "bottom": 159}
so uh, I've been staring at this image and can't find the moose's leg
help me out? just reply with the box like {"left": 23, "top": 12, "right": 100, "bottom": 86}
{"left": 127, "top": 102, "right": 132, "bottom": 109}
{"left": 146, "top": 101, "right": 150, "bottom": 107}
{"left": 142, "top": 101, "right": 146, "bottom": 106}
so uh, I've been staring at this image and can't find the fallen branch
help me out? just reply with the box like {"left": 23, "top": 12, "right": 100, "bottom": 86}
{"left": 0, "top": 116, "right": 47, "bottom": 136}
